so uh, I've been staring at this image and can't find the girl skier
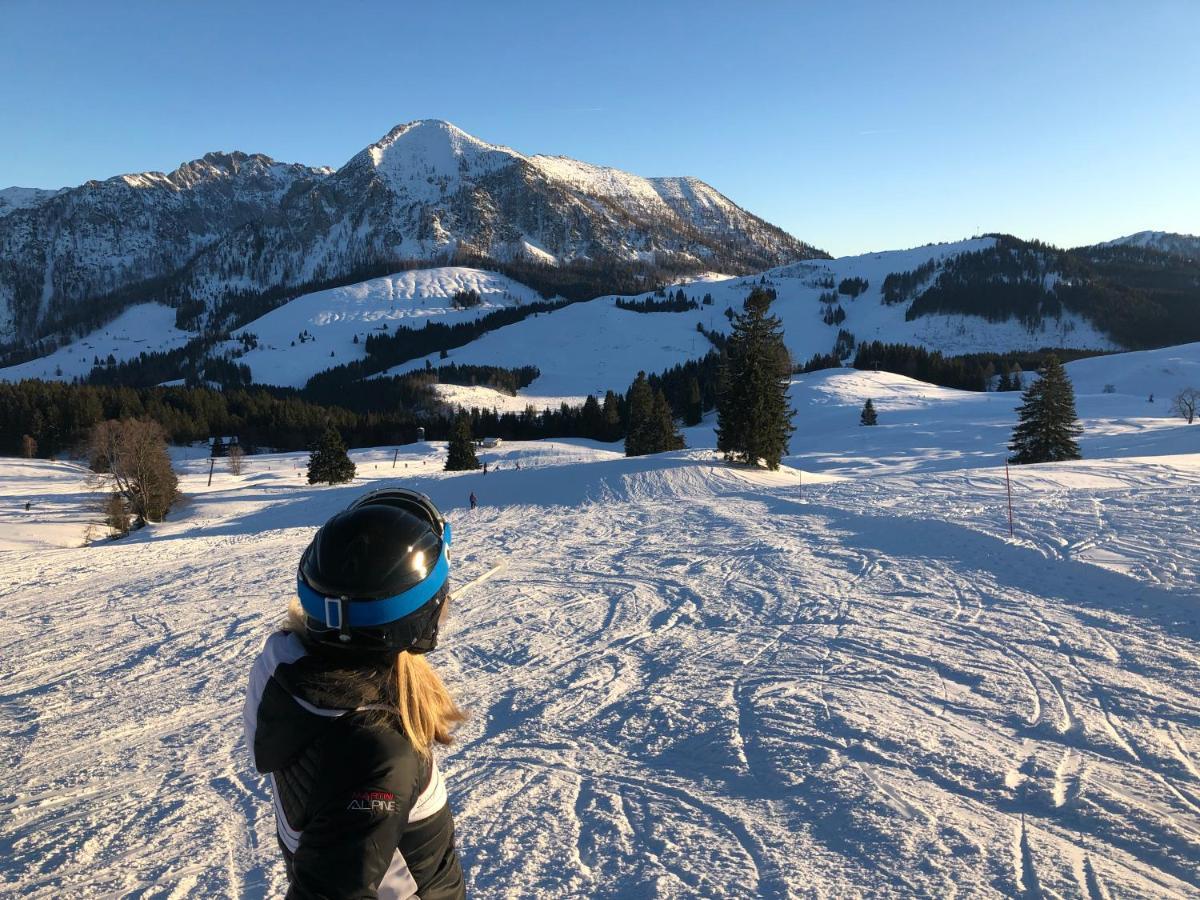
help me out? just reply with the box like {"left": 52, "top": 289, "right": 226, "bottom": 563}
{"left": 243, "top": 488, "right": 466, "bottom": 899}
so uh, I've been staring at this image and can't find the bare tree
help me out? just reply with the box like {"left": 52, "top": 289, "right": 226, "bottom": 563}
{"left": 1172, "top": 387, "right": 1199, "bottom": 424}
{"left": 88, "top": 418, "right": 179, "bottom": 525}
{"left": 20, "top": 434, "right": 37, "bottom": 458}
{"left": 227, "top": 443, "right": 245, "bottom": 475}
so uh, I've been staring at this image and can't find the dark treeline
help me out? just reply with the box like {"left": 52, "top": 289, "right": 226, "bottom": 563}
{"left": 309, "top": 298, "right": 572, "bottom": 392}
{"left": 847, "top": 341, "right": 1108, "bottom": 391}
{"left": 882, "top": 260, "right": 937, "bottom": 304}
{"left": 838, "top": 277, "right": 869, "bottom": 298}
{"left": 3, "top": 347, "right": 721, "bottom": 460}
{"left": 302, "top": 364, "right": 541, "bottom": 413}
{"left": 0, "top": 380, "right": 388, "bottom": 458}
{"left": 889, "top": 236, "right": 1200, "bottom": 348}
{"left": 615, "top": 290, "right": 699, "bottom": 313}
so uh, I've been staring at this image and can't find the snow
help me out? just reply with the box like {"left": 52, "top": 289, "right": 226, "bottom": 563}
{"left": 3, "top": 341, "right": 1200, "bottom": 897}
{"left": 0, "top": 186, "right": 63, "bottom": 217}
{"left": 386, "top": 239, "right": 1117, "bottom": 404}
{"left": 1, "top": 238, "right": 1124, "bottom": 397}
{"left": 0, "top": 303, "right": 194, "bottom": 383}
{"left": 361, "top": 120, "right": 521, "bottom": 204}
{"left": 1095, "top": 230, "right": 1200, "bottom": 256}
{"left": 229, "top": 268, "right": 545, "bottom": 388}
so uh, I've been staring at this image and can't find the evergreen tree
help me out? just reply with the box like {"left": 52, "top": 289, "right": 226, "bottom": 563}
{"left": 716, "top": 288, "right": 795, "bottom": 469}
{"left": 602, "top": 390, "right": 622, "bottom": 442}
{"left": 1009, "top": 356, "right": 1083, "bottom": 464}
{"left": 684, "top": 377, "right": 703, "bottom": 426}
{"left": 444, "top": 413, "right": 481, "bottom": 471}
{"left": 624, "top": 372, "right": 655, "bottom": 457}
{"left": 651, "top": 388, "right": 685, "bottom": 453}
{"left": 307, "top": 426, "right": 357, "bottom": 484}
{"left": 581, "top": 394, "right": 604, "bottom": 437}
{"left": 1011, "top": 364, "right": 1023, "bottom": 391}
{"left": 997, "top": 369, "right": 1012, "bottom": 392}
{"left": 860, "top": 398, "right": 877, "bottom": 426}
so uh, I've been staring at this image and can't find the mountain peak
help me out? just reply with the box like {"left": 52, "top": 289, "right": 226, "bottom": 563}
{"left": 353, "top": 119, "right": 522, "bottom": 200}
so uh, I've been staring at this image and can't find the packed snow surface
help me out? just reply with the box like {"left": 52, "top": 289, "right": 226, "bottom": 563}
{"left": 3, "top": 344, "right": 1200, "bottom": 897}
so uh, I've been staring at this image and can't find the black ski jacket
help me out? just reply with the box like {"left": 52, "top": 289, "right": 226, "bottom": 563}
{"left": 243, "top": 631, "right": 465, "bottom": 899}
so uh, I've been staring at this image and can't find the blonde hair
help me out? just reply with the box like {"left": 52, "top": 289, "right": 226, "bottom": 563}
{"left": 286, "top": 600, "right": 466, "bottom": 756}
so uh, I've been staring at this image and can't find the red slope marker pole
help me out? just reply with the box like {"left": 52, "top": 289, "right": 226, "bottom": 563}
{"left": 1005, "top": 462, "right": 1014, "bottom": 538}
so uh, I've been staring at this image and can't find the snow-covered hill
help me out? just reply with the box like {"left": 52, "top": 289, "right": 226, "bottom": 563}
{"left": 3, "top": 349, "right": 1199, "bottom": 896}
{"left": 1094, "top": 230, "right": 1200, "bottom": 258}
{"left": 381, "top": 238, "right": 1116, "bottom": 401}
{"left": 0, "top": 303, "right": 192, "bottom": 382}
{"left": 0, "top": 120, "right": 823, "bottom": 347}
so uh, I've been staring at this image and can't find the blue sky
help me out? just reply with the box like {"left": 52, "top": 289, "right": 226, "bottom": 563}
{"left": 1, "top": 0, "right": 1196, "bottom": 256}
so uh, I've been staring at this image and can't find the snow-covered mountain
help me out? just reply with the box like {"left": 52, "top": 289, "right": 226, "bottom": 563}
{"left": 1092, "top": 230, "right": 1200, "bottom": 258}
{"left": 0, "top": 120, "right": 824, "bottom": 347}
{"left": 0, "top": 152, "right": 331, "bottom": 341}
{"left": 0, "top": 186, "right": 66, "bottom": 217}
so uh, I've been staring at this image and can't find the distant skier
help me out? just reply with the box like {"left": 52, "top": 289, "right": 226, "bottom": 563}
{"left": 469, "top": 491, "right": 477, "bottom": 511}
{"left": 244, "top": 489, "right": 465, "bottom": 899}
{"left": 482, "top": 461, "right": 488, "bottom": 475}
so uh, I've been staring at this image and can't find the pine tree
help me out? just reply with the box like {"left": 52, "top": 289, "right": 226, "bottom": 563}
{"left": 581, "top": 394, "right": 604, "bottom": 438}
{"left": 624, "top": 372, "right": 655, "bottom": 457}
{"left": 997, "top": 369, "right": 1013, "bottom": 392}
{"left": 716, "top": 288, "right": 795, "bottom": 469}
{"left": 307, "top": 426, "right": 357, "bottom": 484}
{"left": 1011, "top": 364, "right": 1024, "bottom": 391}
{"left": 860, "top": 398, "right": 877, "bottom": 426}
{"left": 1009, "top": 356, "right": 1083, "bottom": 464}
{"left": 445, "top": 413, "right": 481, "bottom": 471}
{"left": 602, "top": 390, "right": 622, "bottom": 442}
{"left": 651, "top": 389, "right": 685, "bottom": 453}
{"left": 684, "top": 377, "right": 703, "bottom": 426}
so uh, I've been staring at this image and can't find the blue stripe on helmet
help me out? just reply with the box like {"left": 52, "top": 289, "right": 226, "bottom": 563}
{"left": 298, "top": 545, "right": 449, "bottom": 628}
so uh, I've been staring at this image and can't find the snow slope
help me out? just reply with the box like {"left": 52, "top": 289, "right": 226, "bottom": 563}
{"left": 3, "top": 350, "right": 1200, "bottom": 897}
{"left": 0, "top": 303, "right": 193, "bottom": 383}
{"left": 0, "top": 240, "right": 1125, "bottom": 393}
{"left": 0, "top": 186, "right": 64, "bottom": 218}
{"left": 1095, "top": 230, "right": 1200, "bottom": 258}
{"left": 226, "top": 268, "right": 545, "bottom": 388}
{"left": 382, "top": 239, "right": 1116, "bottom": 402}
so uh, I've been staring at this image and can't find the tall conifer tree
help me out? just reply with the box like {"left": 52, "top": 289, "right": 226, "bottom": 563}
{"left": 1009, "top": 356, "right": 1083, "bottom": 464}
{"left": 625, "top": 372, "right": 655, "bottom": 457}
{"left": 716, "top": 288, "right": 795, "bottom": 469}
{"left": 685, "top": 377, "right": 703, "bottom": 426}
{"left": 445, "top": 412, "right": 481, "bottom": 471}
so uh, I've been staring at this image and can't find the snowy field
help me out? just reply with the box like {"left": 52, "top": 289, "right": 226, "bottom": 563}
{"left": 2, "top": 241, "right": 1119, "bottom": 400}
{"left": 2, "top": 354, "right": 1199, "bottom": 898}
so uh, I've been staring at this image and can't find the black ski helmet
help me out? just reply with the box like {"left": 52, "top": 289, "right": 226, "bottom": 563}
{"left": 297, "top": 488, "right": 452, "bottom": 654}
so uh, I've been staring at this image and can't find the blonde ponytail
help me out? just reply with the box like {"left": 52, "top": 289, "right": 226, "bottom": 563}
{"left": 284, "top": 599, "right": 465, "bottom": 755}
{"left": 394, "top": 650, "right": 466, "bottom": 755}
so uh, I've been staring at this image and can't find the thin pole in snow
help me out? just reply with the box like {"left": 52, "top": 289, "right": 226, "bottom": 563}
{"left": 392, "top": 448, "right": 399, "bottom": 469}
{"left": 207, "top": 457, "right": 215, "bottom": 487}
{"left": 1005, "top": 462, "right": 1015, "bottom": 538}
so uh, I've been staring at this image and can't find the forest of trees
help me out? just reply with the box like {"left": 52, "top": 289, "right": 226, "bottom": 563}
{"left": 615, "top": 289, "right": 699, "bottom": 313}
{"left": 838, "top": 277, "right": 869, "bottom": 298}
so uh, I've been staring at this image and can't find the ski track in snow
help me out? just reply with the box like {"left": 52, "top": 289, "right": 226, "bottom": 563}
{"left": 2, "top": 432, "right": 1200, "bottom": 897}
